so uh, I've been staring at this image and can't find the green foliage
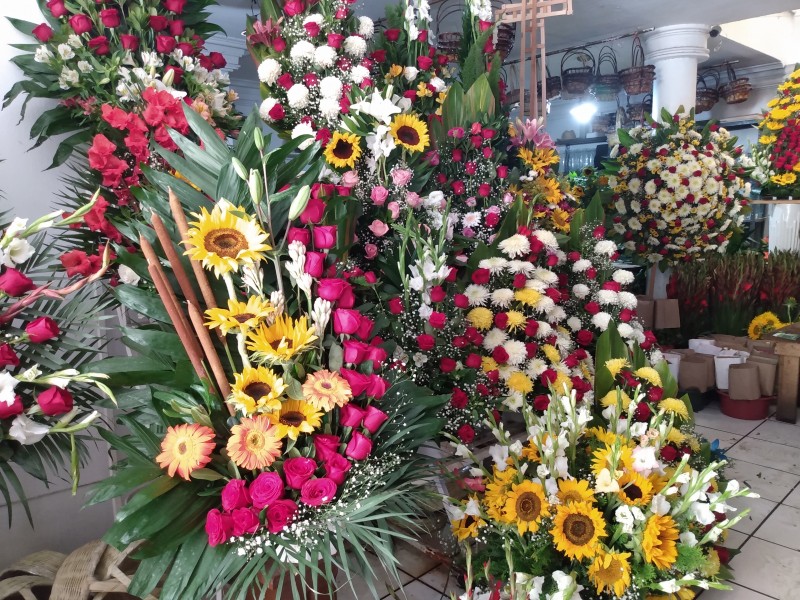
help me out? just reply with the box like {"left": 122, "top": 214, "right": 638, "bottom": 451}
{"left": 675, "top": 543, "right": 708, "bottom": 573}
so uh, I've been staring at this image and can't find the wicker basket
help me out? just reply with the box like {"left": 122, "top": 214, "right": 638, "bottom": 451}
{"left": 537, "top": 66, "right": 562, "bottom": 100}
{"left": 719, "top": 64, "right": 752, "bottom": 105}
{"left": 561, "top": 48, "right": 595, "bottom": 96}
{"left": 495, "top": 22, "right": 516, "bottom": 62}
{"left": 626, "top": 94, "right": 653, "bottom": 123}
{"left": 506, "top": 87, "right": 531, "bottom": 107}
{"left": 591, "top": 46, "right": 621, "bottom": 101}
{"left": 696, "top": 70, "right": 720, "bottom": 113}
{"left": 619, "top": 35, "right": 655, "bottom": 95}
{"left": 591, "top": 112, "right": 616, "bottom": 135}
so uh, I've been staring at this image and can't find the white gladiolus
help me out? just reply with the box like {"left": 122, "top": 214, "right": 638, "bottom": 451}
{"left": 117, "top": 265, "right": 141, "bottom": 286}
{"left": 9, "top": 415, "right": 50, "bottom": 445}
{"left": 3, "top": 238, "right": 34, "bottom": 266}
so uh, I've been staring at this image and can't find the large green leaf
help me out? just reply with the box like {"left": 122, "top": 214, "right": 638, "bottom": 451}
{"left": 113, "top": 285, "right": 172, "bottom": 324}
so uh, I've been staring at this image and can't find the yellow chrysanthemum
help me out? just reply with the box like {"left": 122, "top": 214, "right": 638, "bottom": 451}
{"left": 466, "top": 307, "right": 494, "bottom": 330}
{"left": 600, "top": 389, "right": 633, "bottom": 410}
{"left": 301, "top": 369, "right": 352, "bottom": 411}
{"left": 482, "top": 356, "right": 499, "bottom": 373}
{"left": 748, "top": 311, "right": 785, "bottom": 340}
{"left": 514, "top": 288, "right": 542, "bottom": 307}
{"left": 558, "top": 479, "right": 595, "bottom": 505}
{"left": 659, "top": 398, "right": 690, "bottom": 420}
{"left": 324, "top": 131, "right": 362, "bottom": 169}
{"left": 230, "top": 366, "right": 286, "bottom": 415}
{"left": 503, "top": 480, "right": 550, "bottom": 535}
{"left": 205, "top": 296, "right": 274, "bottom": 335}
{"left": 642, "top": 514, "right": 680, "bottom": 570}
{"left": 267, "top": 400, "right": 322, "bottom": 440}
{"left": 389, "top": 114, "right": 430, "bottom": 153}
{"left": 542, "top": 344, "right": 561, "bottom": 364}
{"left": 226, "top": 414, "right": 282, "bottom": 470}
{"left": 507, "top": 371, "right": 533, "bottom": 394}
{"left": 552, "top": 501, "right": 607, "bottom": 561}
{"left": 156, "top": 423, "right": 215, "bottom": 481}
{"left": 665, "top": 428, "right": 687, "bottom": 446}
{"left": 505, "top": 310, "right": 526, "bottom": 331}
{"left": 634, "top": 367, "right": 662, "bottom": 387}
{"left": 617, "top": 470, "right": 653, "bottom": 507}
{"left": 701, "top": 548, "right": 722, "bottom": 578}
{"left": 185, "top": 199, "right": 271, "bottom": 278}
{"left": 247, "top": 315, "right": 317, "bottom": 363}
{"left": 588, "top": 549, "right": 631, "bottom": 598}
{"left": 552, "top": 371, "right": 573, "bottom": 395}
{"left": 605, "top": 359, "right": 629, "bottom": 379}
{"left": 451, "top": 513, "right": 486, "bottom": 541}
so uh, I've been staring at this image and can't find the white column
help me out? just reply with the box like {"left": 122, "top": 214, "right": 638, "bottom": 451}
{"left": 643, "top": 24, "right": 710, "bottom": 117}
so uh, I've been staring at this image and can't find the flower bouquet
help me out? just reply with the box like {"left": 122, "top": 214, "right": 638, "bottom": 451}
{"left": 604, "top": 109, "right": 749, "bottom": 267}
{"left": 447, "top": 324, "right": 754, "bottom": 600}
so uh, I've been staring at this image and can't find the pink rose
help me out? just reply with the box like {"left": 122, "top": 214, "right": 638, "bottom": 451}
{"left": 313, "top": 434, "right": 341, "bottom": 461}
{"left": 0, "top": 268, "right": 35, "bottom": 297}
{"left": 37, "top": 387, "right": 73, "bottom": 416}
{"left": 313, "top": 225, "right": 337, "bottom": 250}
{"left": 362, "top": 406, "right": 389, "bottom": 433}
{"left": 324, "top": 453, "right": 351, "bottom": 485}
{"left": 46, "top": 0, "right": 67, "bottom": 18}
{"left": 368, "top": 220, "right": 389, "bottom": 237}
{"left": 370, "top": 186, "right": 389, "bottom": 206}
{"left": 366, "top": 375, "right": 388, "bottom": 399}
{"left": 343, "top": 339, "right": 369, "bottom": 364}
{"left": 304, "top": 251, "right": 325, "bottom": 278}
{"left": 406, "top": 192, "right": 422, "bottom": 208}
{"left": 478, "top": 183, "right": 491, "bottom": 197}
{"left": 387, "top": 202, "right": 400, "bottom": 220}
{"left": 341, "top": 171, "right": 359, "bottom": 186}
{"left": 304, "top": 21, "right": 320, "bottom": 36}
{"left": 205, "top": 509, "right": 233, "bottom": 546}
{"left": 231, "top": 507, "right": 261, "bottom": 536}
{"left": 286, "top": 227, "right": 311, "bottom": 246}
{"left": 99, "top": 8, "right": 120, "bottom": 27}
{"left": 317, "top": 278, "right": 351, "bottom": 302}
{"left": 327, "top": 33, "right": 345, "bottom": 48}
{"left": 356, "top": 316, "right": 373, "bottom": 339}
{"left": 345, "top": 431, "right": 372, "bottom": 460}
{"left": 221, "top": 479, "right": 250, "bottom": 511}
{"left": 283, "top": 457, "right": 317, "bottom": 489}
{"left": 339, "top": 403, "right": 365, "bottom": 428}
{"left": 0, "top": 395, "right": 23, "bottom": 419}
{"left": 366, "top": 345, "right": 387, "bottom": 370}
{"left": 169, "top": 19, "right": 185, "bottom": 35}
{"left": 32, "top": 23, "right": 53, "bottom": 42}
{"left": 299, "top": 477, "right": 337, "bottom": 506}
{"left": 364, "top": 244, "right": 378, "bottom": 259}
{"left": 391, "top": 169, "right": 413, "bottom": 187}
{"left": 300, "top": 197, "right": 326, "bottom": 224}
{"left": 156, "top": 35, "right": 177, "bottom": 54}
{"left": 340, "top": 368, "right": 371, "bottom": 396}
{"left": 163, "top": 0, "right": 188, "bottom": 12}
{"left": 0, "top": 344, "right": 19, "bottom": 368}
{"left": 249, "top": 472, "right": 285, "bottom": 509}
{"left": 120, "top": 34, "right": 139, "bottom": 50}
{"left": 69, "top": 14, "right": 93, "bottom": 35}
{"left": 266, "top": 499, "right": 297, "bottom": 533}
{"left": 25, "top": 317, "right": 59, "bottom": 343}
{"left": 284, "top": 0, "right": 305, "bottom": 16}
{"left": 333, "top": 308, "right": 361, "bottom": 335}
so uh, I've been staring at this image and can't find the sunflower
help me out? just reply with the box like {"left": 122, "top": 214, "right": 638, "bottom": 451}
{"left": 389, "top": 114, "right": 430, "bottom": 153}
{"left": 185, "top": 199, "right": 271, "bottom": 277}
{"left": 503, "top": 480, "right": 549, "bottom": 534}
{"left": 659, "top": 398, "right": 690, "bottom": 420}
{"left": 230, "top": 366, "right": 286, "bottom": 414}
{"left": 520, "top": 440, "right": 540, "bottom": 461}
{"left": 205, "top": 296, "right": 274, "bottom": 335}
{"left": 586, "top": 426, "right": 619, "bottom": 446}
{"left": 747, "top": 311, "right": 785, "bottom": 340}
{"left": 551, "top": 206, "right": 571, "bottom": 232}
{"left": 452, "top": 513, "right": 486, "bottom": 541}
{"left": 226, "top": 414, "right": 282, "bottom": 470}
{"left": 302, "top": 369, "right": 352, "bottom": 411}
{"left": 634, "top": 367, "right": 662, "bottom": 387}
{"left": 617, "top": 470, "right": 653, "bottom": 507}
{"left": 324, "top": 131, "right": 363, "bottom": 169}
{"left": 605, "top": 358, "right": 629, "bottom": 379}
{"left": 247, "top": 315, "right": 318, "bottom": 363}
{"left": 268, "top": 400, "right": 322, "bottom": 440}
{"left": 156, "top": 423, "right": 216, "bottom": 480}
{"left": 519, "top": 147, "right": 560, "bottom": 172}
{"left": 642, "top": 514, "right": 680, "bottom": 570}
{"left": 588, "top": 549, "right": 631, "bottom": 598}
{"left": 552, "top": 501, "right": 607, "bottom": 561}
{"left": 466, "top": 307, "right": 494, "bottom": 330}
{"left": 484, "top": 467, "right": 517, "bottom": 521}
{"left": 558, "top": 479, "right": 595, "bottom": 505}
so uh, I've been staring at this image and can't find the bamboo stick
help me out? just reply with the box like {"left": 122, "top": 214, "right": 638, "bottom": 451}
{"left": 151, "top": 213, "right": 201, "bottom": 309}
{"left": 188, "top": 302, "right": 233, "bottom": 406}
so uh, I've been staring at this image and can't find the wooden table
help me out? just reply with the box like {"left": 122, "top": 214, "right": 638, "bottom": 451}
{"left": 766, "top": 325, "right": 800, "bottom": 423}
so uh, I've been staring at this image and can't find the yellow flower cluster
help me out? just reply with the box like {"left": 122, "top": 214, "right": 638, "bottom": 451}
{"left": 758, "top": 68, "right": 800, "bottom": 189}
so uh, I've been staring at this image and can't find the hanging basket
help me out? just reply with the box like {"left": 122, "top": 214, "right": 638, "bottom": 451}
{"left": 619, "top": 35, "right": 655, "bottom": 95}
{"left": 507, "top": 87, "right": 531, "bottom": 107}
{"left": 696, "top": 70, "right": 720, "bottom": 113}
{"left": 537, "top": 65, "right": 562, "bottom": 100}
{"left": 626, "top": 93, "right": 653, "bottom": 123}
{"left": 560, "top": 47, "right": 595, "bottom": 96}
{"left": 495, "top": 22, "right": 516, "bottom": 62}
{"left": 591, "top": 112, "right": 616, "bottom": 134}
{"left": 433, "top": 0, "right": 463, "bottom": 63}
{"left": 591, "top": 45, "right": 621, "bottom": 101}
{"left": 719, "top": 64, "right": 752, "bottom": 105}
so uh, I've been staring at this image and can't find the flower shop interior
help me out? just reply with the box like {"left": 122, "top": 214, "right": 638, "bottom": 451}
{"left": 1, "top": 0, "right": 800, "bottom": 598}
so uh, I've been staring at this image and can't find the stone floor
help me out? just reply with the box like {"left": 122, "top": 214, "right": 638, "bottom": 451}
{"left": 337, "top": 401, "right": 800, "bottom": 600}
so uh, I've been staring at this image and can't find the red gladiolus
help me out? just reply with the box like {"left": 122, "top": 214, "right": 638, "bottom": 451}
{"left": 60, "top": 250, "right": 94, "bottom": 277}
{"left": 32, "top": 23, "right": 54, "bottom": 42}
{"left": 69, "top": 14, "right": 93, "bottom": 34}
{"left": 0, "top": 344, "right": 20, "bottom": 369}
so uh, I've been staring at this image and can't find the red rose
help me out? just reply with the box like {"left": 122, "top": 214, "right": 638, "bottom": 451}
{"left": 300, "top": 477, "right": 337, "bottom": 506}
{"left": 471, "top": 268, "right": 490, "bottom": 284}
{"left": 205, "top": 509, "right": 233, "bottom": 546}
{"left": 208, "top": 51, "right": 227, "bottom": 68}
{"left": 429, "top": 311, "right": 447, "bottom": 329}
{"left": 660, "top": 444, "right": 679, "bottom": 462}
{"left": 362, "top": 406, "right": 388, "bottom": 434}
{"left": 0, "top": 344, "right": 20, "bottom": 368}
{"left": 304, "top": 21, "right": 320, "bottom": 37}
{"left": 176, "top": 41, "right": 194, "bottom": 55}
{"left": 120, "top": 34, "right": 139, "bottom": 50}
{"left": 634, "top": 401, "right": 652, "bottom": 422}
{"left": 451, "top": 388, "right": 468, "bottom": 409}
{"left": 451, "top": 180, "right": 466, "bottom": 195}
{"left": 46, "top": 0, "right": 67, "bottom": 18}
{"left": 312, "top": 225, "right": 337, "bottom": 250}
{"left": 327, "top": 33, "right": 345, "bottom": 48}
{"left": 156, "top": 35, "right": 177, "bottom": 53}
{"left": 465, "top": 353, "right": 482, "bottom": 369}
{"left": 366, "top": 375, "right": 388, "bottom": 399}
{"left": 266, "top": 499, "right": 298, "bottom": 533}
{"left": 249, "top": 471, "right": 285, "bottom": 509}
{"left": 416, "top": 334, "right": 435, "bottom": 351}
{"left": 0, "top": 395, "right": 23, "bottom": 419}
{"left": 231, "top": 507, "right": 260, "bottom": 536}
{"left": 0, "top": 268, "right": 35, "bottom": 297}
{"left": 332, "top": 308, "right": 360, "bottom": 336}
{"left": 286, "top": 227, "right": 310, "bottom": 246}
{"left": 88, "top": 36, "right": 110, "bottom": 55}
{"left": 492, "top": 346, "right": 509, "bottom": 364}
{"left": 221, "top": 479, "right": 250, "bottom": 511}
{"left": 387, "top": 297, "right": 404, "bottom": 314}
{"left": 37, "top": 387, "right": 74, "bottom": 416}
{"left": 417, "top": 55, "right": 433, "bottom": 70}
{"left": 284, "top": 0, "right": 305, "bottom": 17}
{"left": 149, "top": 15, "right": 169, "bottom": 31}
{"left": 714, "top": 546, "right": 731, "bottom": 565}
{"left": 169, "top": 19, "right": 185, "bottom": 36}
{"left": 576, "top": 329, "right": 593, "bottom": 346}
{"left": 345, "top": 431, "right": 373, "bottom": 460}
{"left": 302, "top": 248, "right": 326, "bottom": 276}
{"left": 313, "top": 434, "right": 341, "bottom": 461}
{"left": 457, "top": 423, "right": 475, "bottom": 444}
{"left": 26, "top": 317, "right": 59, "bottom": 343}
{"left": 430, "top": 285, "right": 446, "bottom": 303}
{"left": 324, "top": 453, "right": 351, "bottom": 485}
{"left": 478, "top": 183, "right": 492, "bottom": 197}
{"left": 163, "top": 0, "right": 188, "bottom": 13}
{"left": 454, "top": 293, "right": 469, "bottom": 308}
{"left": 32, "top": 23, "right": 54, "bottom": 42}
{"left": 356, "top": 316, "right": 374, "bottom": 340}
{"left": 69, "top": 14, "right": 93, "bottom": 34}
{"left": 300, "top": 197, "right": 326, "bottom": 225}
{"left": 99, "top": 8, "right": 120, "bottom": 27}
{"left": 584, "top": 302, "right": 600, "bottom": 315}
{"left": 268, "top": 102, "right": 286, "bottom": 121}
{"left": 384, "top": 28, "right": 401, "bottom": 42}
{"left": 533, "top": 394, "right": 550, "bottom": 410}
{"left": 283, "top": 457, "right": 317, "bottom": 489}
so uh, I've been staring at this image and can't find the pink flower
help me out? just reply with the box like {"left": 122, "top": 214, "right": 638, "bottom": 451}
{"left": 0, "top": 395, "right": 23, "bottom": 419}
{"left": 341, "top": 171, "right": 359, "bottom": 186}
{"left": 300, "top": 197, "right": 326, "bottom": 224}
{"left": 249, "top": 472, "right": 285, "bottom": 509}
{"left": 356, "top": 316, "right": 374, "bottom": 339}
{"left": 266, "top": 499, "right": 297, "bottom": 533}
{"left": 364, "top": 243, "right": 378, "bottom": 259}
{"left": 205, "top": 509, "right": 233, "bottom": 546}
{"left": 304, "top": 251, "right": 325, "bottom": 278}
{"left": 317, "top": 278, "right": 351, "bottom": 302}
{"left": 343, "top": 339, "right": 369, "bottom": 364}
{"left": 283, "top": 457, "right": 317, "bottom": 489}
{"left": 299, "top": 477, "right": 337, "bottom": 506}
{"left": 345, "top": 431, "right": 372, "bottom": 460}
{"left": 313, "top": 434, "right": 341, "bottom": 461}
{"left": 368, "top": 220, "right": 389, "bottom": 237}
{"left": 221, "top": 479, "right": 250, "bottom": 511}
{"left": 286, "top": 227, "right": 311, "bottom": 245}
{"left": 25, "top": 317, "right": 59, "bottom": 343}
{"left": 333, "top": 308, "right": 361, "bottom": 335}
{"left": 313, "top": 225, "right": 337, "bottom": 250}
{"left": 46, "top": 0, "right": 67, "bottom": 18}
{"left": 365, "top": 375, "right": 388, "bottom": 398}
{"left": 0, "top": 344, "right": 19, "bottom": 368}
{"left": 448, "top": 127, "right": 465, "bottom": 138}
{"left": 99, "top": 8, "right": 120, "bottom": 27}
{"left": 324, "top": 454, "right": 351, "bottom": 485}
{"left": 231, "top": 507, "right": 261, "bottom": 536}
{"left": 362, "top": 406, "right": 388, "bottom": 433}
{"left": 339, "top": 403, "right": 365, "bottom": 428}
{"left": 406, "top": 192, "right": 422, "bottom": 208}
{"left": 391, "top": 169, "right": 413, "bottom": 187}
{"left": 163, "top": 0, "right": 188, "bottom": 12}
{"left": 370, "top": 186, "right": 389, "bottom": 206}
{"left": 0, "top": 268, "right": 35, "bottom": 297}
{"left": 387, "top": 202, "right": 400, "bottom": 220}
{"left": 340, "top": 368, "right": 371, "bottom": 396}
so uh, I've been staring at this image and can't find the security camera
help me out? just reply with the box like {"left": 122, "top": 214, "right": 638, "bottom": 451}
{"left": 709, "top": 25, "right": 722, "bottom": 37}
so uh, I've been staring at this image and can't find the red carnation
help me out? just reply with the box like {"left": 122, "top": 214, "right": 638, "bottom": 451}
{"left": 457, "top": 424, "right": 475, "bottom": 444}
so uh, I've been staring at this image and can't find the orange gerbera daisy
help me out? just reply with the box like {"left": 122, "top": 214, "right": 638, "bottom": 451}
{"left": 302, "top": 370, "right": 352, "bottom": 411}
{"left": 226, "top": 415, "right": 282, "bottom": 470}
{"left": 156, "top": 423, "right": 216, "bottom": 480}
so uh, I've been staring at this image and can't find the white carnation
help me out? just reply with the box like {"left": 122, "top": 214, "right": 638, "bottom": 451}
{"left": 572, "top": 259, "right": 592, "bottom": 273}
{"left": 617, "top": 323, "right": 634, "bottom": 338}
{"left": 612, "top": 269, "right": 635, "bottom": 285}
{"left": 617, "top": 291, "right": 638, "bottom": 309}
{"left": 319, "top": 76, "right": 343, "bottom": 100}
{"left": 572, "top": 283, "right": 590, "bottom": 299}
{"left": 594, "top": 240, "right": 617, "bottom": 257}
{"left": 597, "top": 290, "right": 618, "bottom": 305}
{"left": 358, "top": 16, "right": 375, "bottom": 38}
{"left": 312, "top": 45, "right": 337, "bottom": 69}
{"left": 478, "top": 257, "right": 508, "bottom": 274}
{"left": 286, "top": 84, "right": 310, "bottom": 109}
{"left": 343, "top": 36, "right": 367, "bottom": 58}
{"left": 257, "top": 58, "right": 282, "bottom": 85}
{"left": 290, "top": 40, "right": 315, "bottom": 65}
{"left": 303, "top": 14, "right": 323, "bottom": 25}
{"left": 592, "top": 312, "right": 612, "bottom": 331}
{"left": 291, "top": 122, "right": 316, "bottom": 150}
{"left": 258, "top": 97, "right": 278, "bottom": 121}
{"left": 319, "top": 98, "right": 341, "bottom": 120}
{"left": 350, "top": 65, "right": 370, "bottom": 84}
{"left": 429, "top": 77, "right": 446, "bottom": 92}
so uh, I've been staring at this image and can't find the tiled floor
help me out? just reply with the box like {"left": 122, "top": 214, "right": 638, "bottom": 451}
{"left": 337, "top": 401, "right": 800, "bottom": 600}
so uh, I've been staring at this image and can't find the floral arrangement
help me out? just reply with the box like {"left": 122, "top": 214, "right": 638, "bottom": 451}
{"left": 447, "top": 325, "right": 754, "bottom": 600}
{"left": 604, "top": 109, "right": 749, "bottom": 266}
{"left": 747, "top": 311, "right": 786, "bottom": 340}
{"left": 751, "top": 66, "right": 800, "bottom": 198}
{"left": 0, "top": 199, "right": 115, "bottom": 523}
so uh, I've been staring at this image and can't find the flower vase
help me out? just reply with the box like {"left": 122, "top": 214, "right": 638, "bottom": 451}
{"left": 767, "top": 202, "right": 800, "bottom": 252}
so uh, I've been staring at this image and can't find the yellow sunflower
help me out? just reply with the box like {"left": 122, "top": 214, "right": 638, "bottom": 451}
{"left": 586, "top": 426, "right": 619, "bottom": 446}
{"left": 551, "top": 206, "right": 571, "bottom": 232}
{"left": 659, "top": 398, "right": 690, "bottom": 421}
{"left": 634, "top": 367, "right": 662, "bottom": 387}
{"left": 519, "top": 147, "right": 560, "bottom": 171}
{"left": 591, "top": 443, "right": 634, "bottom": 476}
{"left": 557, "top": 479, "right": 595, "bottom": 505}
{"left": 588, "top": 549, "right": 631, "bottom": 597}
{"left": 301, "top": 369, "right": 352, "bottom": 411}
{"left": 642, "top": 514, "right": 680, "bottom": 570}
{"left": 617, "top": 470, "right": 653, "bottom": 507}
{"left": 205, "top": 296, "right": 274, "bottom": 335}
{"left": 267, "top": 400, "right": 322, "bottom": 440}
{"left": 185, "top": 199, "right": 271, "bottom": 278}
{"left": 484, "top": 467, "right": 517, "bottom": 521}
{"left": 156, "top": 423, "right": 216, "bottom": 481}
{"left": 247, "top": 315, "right": 317, "bottom": 363}
{"left": 466, "top": 307, "right": 494, "bottom": 330}
{"left": 230, "top": 365, "right": 286, "bottom": 415}
{"left": 452, "top": 513, "right": 486, "bottom": 541}
{"left": 503, "top": 480, "right": 550, "bottom": 535}
{"left": 324, "top": 131, "right": 362, "bottom": 169}
{"left": 226, "top": 415, "right": 282, "bottom": 470}
{"left": 747, "top": 311, "right": 785, "bottom": 340}
{"left": 520, "top": 440, "right": 540, "bottom": 461}
{"left": 552, "top": 501, "right": 607, "bottom": 561}
{"left": 605, "top": 358, "right": 629, "bottom": 379}
{"left": 389, "top": 114, "right": 430, "bottom": 153}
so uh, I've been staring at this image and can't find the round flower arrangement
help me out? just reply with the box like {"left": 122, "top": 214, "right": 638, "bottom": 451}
{"left": 604, "top": 110, "right": 749, "bottom": 266}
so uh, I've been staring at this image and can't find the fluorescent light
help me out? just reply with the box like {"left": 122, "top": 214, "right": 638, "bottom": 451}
{"left": 570, "top": 101, "right": 598, "bottom": 124}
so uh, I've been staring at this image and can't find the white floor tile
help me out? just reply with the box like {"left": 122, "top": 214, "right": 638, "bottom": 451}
{"left": 418, "top": 563, "right": 456, "bottom": 593}
{"left": 724, "top": 459, "right": 800, "bottom": 503}
{"left": 393, "top": 580, "right": 445, "bottom": 599}
{"left": 699, "top": 583, "right": 775, "bottom": 599}
{"left": 783, "top": 485, "right": 800, "bottom": 509}
{"left": 750, "top": 420, "right": 800, "bottom": 449}
{"left": 755, "top": 505, "right": 800, "bottom": 551}
{"left": 729, "top": 495, "right": 778, "bottom": 535}
{"left": 335, "top": 552, "right": 413, "bottom": 600}
{"left": 723, "top": 529, "right": 749, "bottom": 550}
{"left": 727, "top": 438, "right": 800, "bottom": 475}
{"left": 695, "top": 425, "right": 744, "bottom": 450}
{"left": 695, "top": 404, "right": 765, "bottom": 436}
{"left": 725, "top": 537, "right": 800, "bottom": 600}
{"left": 395, "top": 542, "right": 442, "bottom": 578}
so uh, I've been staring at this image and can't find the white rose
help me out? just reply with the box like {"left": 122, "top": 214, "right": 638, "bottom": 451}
{"left": 403, "top": 66, "right": 419, "bottom": 82}
{"left": 257, "top": 58, "right": 282, "bottom": 86}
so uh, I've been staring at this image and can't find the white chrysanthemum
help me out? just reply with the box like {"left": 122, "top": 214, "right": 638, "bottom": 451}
{"left": 617, "top": 323, "right": 635, "bottom": 338}
{"left": 628, "top": 178, "right": 642, "bottom": 194}
{"left": 343, "top": 35, "right": 367, "bottom": 58}
{"left": 618, "top": 291, "right": 637, "bottom": 309}
{"left": 303, "top": 14, "right": 323, "bottom": 25}
{"left": 350, "top": 65, "right": 370, "bottom": 84}
{"left": 525, "top": 358, "right": 547, "bottom": 379}
{"left": 491, "top": 288, "right": 515, "bottom": 308}
{"left": 534, "top": 268, "right": 558, "bottom": 285}
{"left": 644, "top": 180, "right": 657, "bottom": 195}
{"left": 572, "top": 284, "right": 590, "bottom": 299}
{"left": 592, "top": 312, "right": 612, "bottom": 331}
{"left": 628, "top": 217, "right": 643, "bottom": 231}
{"left": 534, "top": 321, "right": 552, "bottom": 339}
{"left": 532, "top": 230, "right": 558, "bottom": 249}
{"left": 535, "top": 296, "right": 555, "bottom": 315}
{"left": 597, "top": 290, "right": 618, "bottom": 306}
{"left": 319, "top": 76, "right": 343, "bottom": 100}
{"left": 313, "top": 45, "right": 337, "bottom": 69}
{"left": 567, "top": 316, "right": 582, "bottom": 331}
{"left": 507, "top": 260, "right": 534, "bottom": 275}
{"left": 525, "top": 278, "right": 547, "bottom": 293}
{"left": 612, "top": 270, "right": 635, "bottom": 285}
{"left": 259, "top": 97, "right": 279, "bottom": 121}
{"left": 358, "top": 16, "right": 375, "bottom": 38}
{"left": 483, "top": 328, "right": 508, "bottom": 351}
{"left": 498, "top": 234, "right": 531, "bottom": 258}
{"left": 572, "top": 259, "right": 592, "bottom": 273}
{"left": 503, "top": 340, "right": 527, "bottom": 366}
{"left": 291, "top": 122, "right": 316, "bottom": 150}
{"left": 478, "top": 257, "right": 508, "bottom": 274}
{"left": 462, "top": 212, "right": 481, "bottom": 227}
{"left": 290, "top": 40, "right": 315, "bottom": 65}
{"left": 403, "top": 66, "right": 419, "bottom": 82}
{"left": 549, "top": 307, "right": 567, "bottom": 323}
{"left": 286, "top": 84, "right": 310, "bottom": 109}
{"left": 464, "top": 284, "right": 490, "bottom": 306}
{"left": 257, "top": 58, "right": 282, "bottom": 85}
{"left": 594, "top": 240, "right": 617, "bottom": 257}
{"left": 319, "top": 98, "right": 340, "bottom": 120}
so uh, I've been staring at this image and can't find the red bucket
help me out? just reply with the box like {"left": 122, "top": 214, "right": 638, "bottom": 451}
{"left": 719, "top": 391, "right": 772, "bottom": 420}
